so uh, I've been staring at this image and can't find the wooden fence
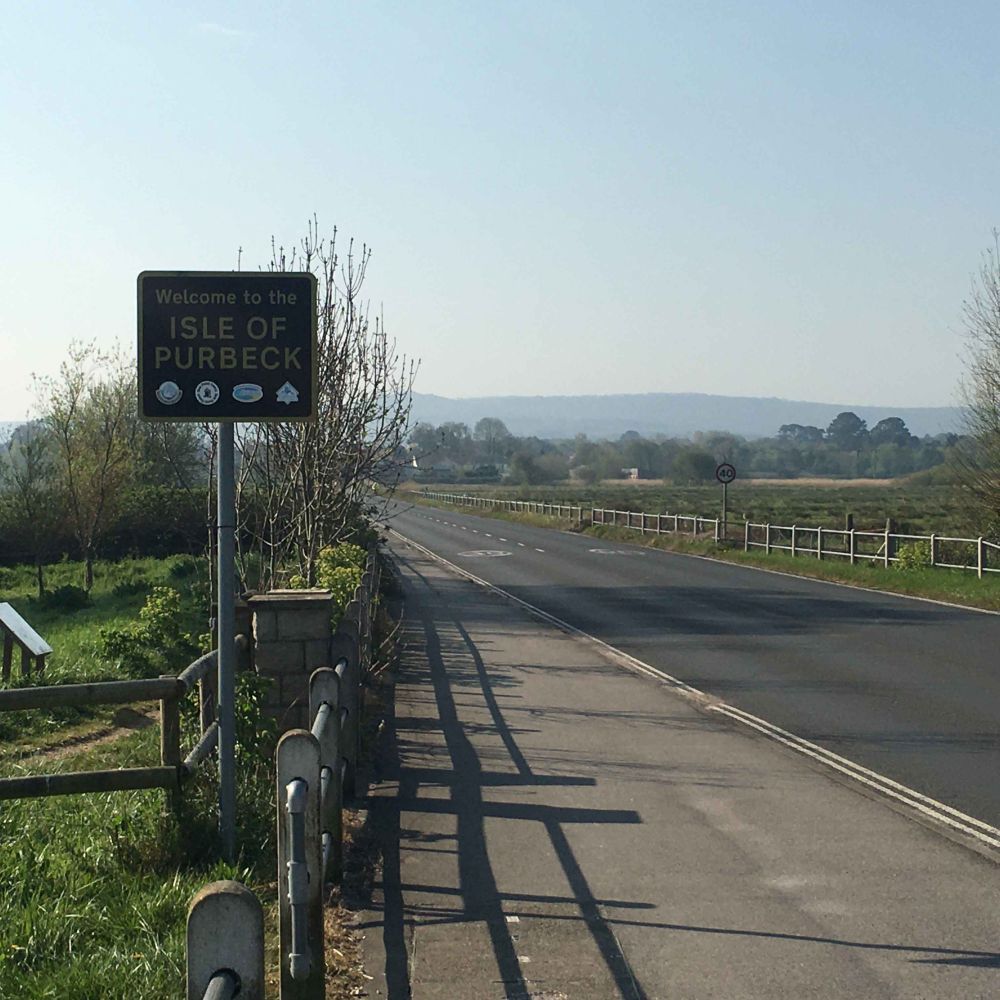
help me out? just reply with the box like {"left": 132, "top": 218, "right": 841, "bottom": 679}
{"left": 0, "top": 636, "right": 248, "bottom": 804}
{"left": 744, "top": 522, "right": 1000, "bottom": 576}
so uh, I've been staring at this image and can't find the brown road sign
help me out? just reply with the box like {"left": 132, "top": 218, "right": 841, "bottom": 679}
{"left": 137, "top": 271, "right": 317, "bottom": 421}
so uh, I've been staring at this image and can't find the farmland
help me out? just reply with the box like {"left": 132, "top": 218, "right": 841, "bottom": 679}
{"left": 407, "top": 479, "right": 979, "bottom": 537}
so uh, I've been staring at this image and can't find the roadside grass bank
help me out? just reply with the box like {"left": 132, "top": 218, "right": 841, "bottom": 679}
{"left": 0, "top": 554, "right": 207, "bottom": 747}
{"left": 0, "top": 549, "right": 400, "bottom": 999}
{"left": 0, "top": 724, "right": 272, "bottom": 999}
{"left": 409, "top": 496, "right": 1000, "bottom": 612}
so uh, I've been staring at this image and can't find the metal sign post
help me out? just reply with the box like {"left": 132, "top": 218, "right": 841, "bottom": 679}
{"left": 138, "top": 271, "right": 317, "bottom": 862}
{"left": 715, "top": 463, "right": 736, "bottom": 540}
{"left": 217, "top": 422, "right": 236, "bottom": 862}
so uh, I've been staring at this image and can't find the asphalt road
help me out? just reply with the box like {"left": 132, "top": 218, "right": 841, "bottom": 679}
{"left": 380, "top": 498, "right": 1000, "bottom": 830}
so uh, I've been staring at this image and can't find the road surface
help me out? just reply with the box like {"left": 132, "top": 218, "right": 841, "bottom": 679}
{"left": 380, "top": 497, "right": 1000, "bottom": 830}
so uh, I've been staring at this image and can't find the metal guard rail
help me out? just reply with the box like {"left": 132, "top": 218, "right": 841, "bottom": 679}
{"left": 273, "top": 549, "right": 379, "bottom": 997}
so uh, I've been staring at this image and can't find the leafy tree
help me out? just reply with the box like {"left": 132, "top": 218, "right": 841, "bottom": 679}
{"left": 869, "top": 417, "right": 913, "bottom": 448}
{"left": 778, "top": 423, "right": 824, "bottom": 444}
{"left": 671, "top": 447, "right": 716, "bottom": 484}
{"left": 37, "top": 344, "right": 135, "bottom": 591}
{"left": 826, "top": 412, "right": 868, "bottom": 452}
{"left": 1, "top": 422, "right": 63, "bottom": 596}
{"left": 473, "top": 417, "right": 511, "bottom": 463}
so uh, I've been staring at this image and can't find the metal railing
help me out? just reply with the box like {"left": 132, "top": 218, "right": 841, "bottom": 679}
{"left": 744, "top": 522, "right": 1000, "bottom": 576}
{"left": 592, "top": 506, "right": 721, "bottom": 540}
{"left": 420, "top": 490, "right": 584, "bottom": 523}
{"left": 0, "top": 635, "right": 249, "bottom": 805}
{"left": 275, "top": 552, "right": 379, "bottom": 998}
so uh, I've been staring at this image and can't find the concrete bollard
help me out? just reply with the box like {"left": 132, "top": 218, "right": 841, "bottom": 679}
{"left": 186, "top": 880, "right": 264, "bottom": 1000}
{"left": 276, "top": 730, "right": 325, "bottom": 999}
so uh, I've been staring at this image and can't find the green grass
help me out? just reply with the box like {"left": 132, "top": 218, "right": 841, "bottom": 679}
{"left": 0, "top": 554, "right": 208, "bottom": 748}
{"left": 0, "top": 725, "right": 276, "bottom": 999}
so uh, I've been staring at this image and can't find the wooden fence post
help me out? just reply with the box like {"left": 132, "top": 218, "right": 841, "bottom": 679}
{"left": 160, "top": 677, "right": 181, "bottom": 815}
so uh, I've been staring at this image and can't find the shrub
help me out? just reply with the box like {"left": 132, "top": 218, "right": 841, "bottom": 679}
{"left": 288, "top": 543, "right": 367, "bottom": 618}
{"left": 38, "top": 585, "right": 91, "bottom": 612}
{"left": 895, "top": 541, "right": 931, "bottom": 572}
{"left": 98, "top": 586, "right": 198, "bottom": 677}
{"left": 168, "top": 556, "right": 199, "bottom": 580}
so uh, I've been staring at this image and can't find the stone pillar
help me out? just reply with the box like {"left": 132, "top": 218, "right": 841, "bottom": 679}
{"left": 247, "top": 590, "right": 333, "bottom": 732}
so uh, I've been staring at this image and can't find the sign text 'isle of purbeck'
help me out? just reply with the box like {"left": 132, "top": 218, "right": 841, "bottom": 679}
{"left": 137, "top": 271, "right": 317, "bottom": 421}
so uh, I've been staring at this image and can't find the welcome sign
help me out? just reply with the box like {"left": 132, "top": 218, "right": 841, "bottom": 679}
{"left": 137, "top": 271, "right": 317, "bottom": 421}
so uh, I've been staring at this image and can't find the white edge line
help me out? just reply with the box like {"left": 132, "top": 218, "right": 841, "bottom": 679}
{"left": 669, "top": 547, "right": 1000, "bottom": 617}
{"left": 388, "top": 524, "right": 1000, "bottom": 854}
{"left": 709, "top": 705, "right": 1000, "bottom": 849}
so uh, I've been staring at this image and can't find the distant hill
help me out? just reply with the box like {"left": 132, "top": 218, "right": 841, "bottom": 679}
{"left": 410, "top": 392, "right": 963, "bottom": 440}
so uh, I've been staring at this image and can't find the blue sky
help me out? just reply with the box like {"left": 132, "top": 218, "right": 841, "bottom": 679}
{"left": 2, "top": 1, "right": 998, "bottom": 419}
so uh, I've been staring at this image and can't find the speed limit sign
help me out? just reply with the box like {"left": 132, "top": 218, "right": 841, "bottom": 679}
{"left": 716, "top": 463, "right": 736, "bottom": 484}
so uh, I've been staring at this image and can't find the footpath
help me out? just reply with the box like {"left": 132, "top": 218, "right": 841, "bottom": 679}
{"left": 357, "top": 537, "right": 999, "bottom": 999}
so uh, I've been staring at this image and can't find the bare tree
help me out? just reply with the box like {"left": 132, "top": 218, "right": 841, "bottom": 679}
{"left": 37, "top": 344, "right": 136, "bottom": 590}
{"left": 956, "top": 231, "right": 1000, "bottom": 530}
{"left": 235, "top": 221, "right": 417, "bottom": 589}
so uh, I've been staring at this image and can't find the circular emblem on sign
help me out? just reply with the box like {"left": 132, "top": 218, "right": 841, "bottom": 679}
{"left": 233, "top": 383, "right": 264, "bottom": 404}
{"left": 194, "top": 381, "right": 220, "bottom": 405}
{"left": 457, "top": 550, "right": 512, "bottom": 558}
{"left": 716, "top": 463, "right": 736, "bottom": 484}
{"left": 155, "top": 381, "right": 182, "bottom": 405}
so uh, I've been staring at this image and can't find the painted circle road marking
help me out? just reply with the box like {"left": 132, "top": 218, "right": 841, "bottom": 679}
{"left": 457, "top": 550, "right": 512, "bottom": 558}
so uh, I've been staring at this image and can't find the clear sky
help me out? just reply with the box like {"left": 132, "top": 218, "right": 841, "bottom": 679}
{"left": 2, "top": 1, "right": 998, "bottom": 419}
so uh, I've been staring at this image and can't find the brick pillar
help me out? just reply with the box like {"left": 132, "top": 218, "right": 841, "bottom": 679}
{"left": 247, "top": 590, "right": 333, "bottom": 732}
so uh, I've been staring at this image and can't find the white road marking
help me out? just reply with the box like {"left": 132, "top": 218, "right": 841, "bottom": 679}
{"left": 535, "top": 548, "right": 545, "bottom": 553}
{"left": 499, "top": 537, "right": 507, "bottom": 542}
{"left": 517, "top": 542, "right": 526, "bottom": 547}
{"left": 389, "top": 526, "right": 1000, "bottom": 855}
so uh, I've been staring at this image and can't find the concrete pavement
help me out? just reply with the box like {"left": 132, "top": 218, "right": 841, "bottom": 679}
{"left": 358, "top": 536, "right": 999, "bottom": 999}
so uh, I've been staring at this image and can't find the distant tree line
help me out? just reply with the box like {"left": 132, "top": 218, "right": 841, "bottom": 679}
{"left": 405, "top": 412, "right": 960, "bottom": 487}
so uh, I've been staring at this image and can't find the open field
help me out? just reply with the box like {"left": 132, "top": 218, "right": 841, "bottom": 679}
{"left": 406, "top": 480, "right": 978, "bottom": 537}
